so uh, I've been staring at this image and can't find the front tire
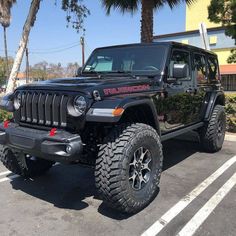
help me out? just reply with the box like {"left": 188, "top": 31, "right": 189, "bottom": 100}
{"left": 199, "top": 105, "right": 226, "bottom": 153}
{"left": 95, "top": 123, "right": 163, "bottom": 214}
{"left": 0, "top": 147, "right": 54, "bottom": 177}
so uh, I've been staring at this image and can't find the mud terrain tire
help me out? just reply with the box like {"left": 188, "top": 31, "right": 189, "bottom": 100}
{"left": 199, "top": 105, "right": 226, "bottom": 153}
{"left": 0, "top": 147, "right": 54, "bottom": 177}
{"left": 95, "top": 123, "right": 163, "bottom": 214}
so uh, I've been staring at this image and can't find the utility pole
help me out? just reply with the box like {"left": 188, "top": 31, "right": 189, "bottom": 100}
{"left": 80, "top": 36, "right": 85, "bottom": 66}
{"left": 25, "top": 47, "right": 30, "bottom": 83}
{"left": 3, "top": 27, "right": 9, "bottom": 85}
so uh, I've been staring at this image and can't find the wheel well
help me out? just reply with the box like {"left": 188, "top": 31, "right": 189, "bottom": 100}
{"left": 205, "top": 94, "right": 226, "bottom": 121}
{"left": 215, "top": 94, "right": 225, "bottom": 106}
{"left": 119, "top": 104, "right": 159, "bottom": 133}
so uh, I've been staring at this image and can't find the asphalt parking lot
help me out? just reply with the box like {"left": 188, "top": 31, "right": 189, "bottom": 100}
{"left": 0, "top": 135, "right": 235, "bottom": 236}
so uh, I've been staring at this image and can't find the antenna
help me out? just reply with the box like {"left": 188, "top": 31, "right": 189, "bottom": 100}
{"left": 199, "top": 23, "right": 210, "bottom": 51}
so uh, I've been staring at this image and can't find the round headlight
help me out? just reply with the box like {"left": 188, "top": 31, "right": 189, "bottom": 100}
{"left": 14, "top": 93, "right": 21, "bottom": 110}
{"left": 73, "top": 96, "right": 87, "bottom": 116}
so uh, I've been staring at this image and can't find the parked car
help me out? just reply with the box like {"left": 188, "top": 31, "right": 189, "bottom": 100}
{"left": 0, "top": 42, "right": 226, "bottom": 213}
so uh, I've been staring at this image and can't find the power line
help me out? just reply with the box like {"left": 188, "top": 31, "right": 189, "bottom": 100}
{"left": 0, "top": 42, "right": 81, "bottom": 55}
{"left": 30, "top": 43, "right": 80, "bottom": 54}
{"left": 30, "top": 41, "right": 79, "bottom": 52}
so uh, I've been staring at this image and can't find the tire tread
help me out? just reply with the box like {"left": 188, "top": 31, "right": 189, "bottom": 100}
{"left": 200, "top": 105, "right": 226, "bottom": 153}
{"left": 95, "top": 123, "right": 163, "bottom": 213}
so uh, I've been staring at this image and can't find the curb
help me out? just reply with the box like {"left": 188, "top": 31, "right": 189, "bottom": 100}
{"left": 225, "top": 134, "right": 236, "bottom": 142}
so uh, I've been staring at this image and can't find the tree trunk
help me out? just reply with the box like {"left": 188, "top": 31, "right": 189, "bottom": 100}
{"left": 3, "top": 26, "right": 9, "bottom": 83}
{"left": 6, "top": 0, "right": 41, "bottom": 94}
{"left": 141, "top": 0, "right": 154, "bottom": 43}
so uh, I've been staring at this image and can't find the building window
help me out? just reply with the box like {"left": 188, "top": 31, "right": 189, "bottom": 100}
{"left": 182, "top": 39, "right": 189, "bottom": 45}
{"left": 221, "top": 74, "right": 236, "bottom": 91}
{"left": 209, "top": 36, "right": 217, "bottom": 45}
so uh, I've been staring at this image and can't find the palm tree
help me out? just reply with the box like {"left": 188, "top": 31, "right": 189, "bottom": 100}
{"left": 5, "top": 0, "right": 89, "bottom": 94}
{"left": 101, "top": 0, "right": 196, "bottom": 43}
{"left": 0, "top": 0, "right": 16, "bottom": 82}
{"left": 6, "top": 0, "right": 41, "bottom": 93}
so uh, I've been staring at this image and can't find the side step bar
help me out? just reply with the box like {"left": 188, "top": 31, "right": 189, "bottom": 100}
{"left": 161, "top": 122, "right": 204, "bottom": 142}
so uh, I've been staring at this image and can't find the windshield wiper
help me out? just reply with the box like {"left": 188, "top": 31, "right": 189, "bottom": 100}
{"left": 104, "top": 70, "right": 137, "bottom": 79}
{"left": 82, "top": 69, "right": 137, "bottom": 79}
{"left": 82, "top": 70, "right": 103, "bottom": 77}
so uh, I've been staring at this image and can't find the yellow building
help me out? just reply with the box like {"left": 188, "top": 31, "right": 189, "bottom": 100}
{"left": 154, "top": 0, "right": 236, "bottom": 90}
{"left": 186, "top": 0, "right": 220, "bottom": 31}
{"left": 186, "top": 0, "right": 233, "bottom": 66}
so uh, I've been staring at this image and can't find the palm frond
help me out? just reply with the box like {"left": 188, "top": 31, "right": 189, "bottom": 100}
{"left": 101, "top": 0, "right": 139, "bottom": 15}
{"left": 101, "top": 0, "right": 197, "bottom": 13}
{"left": 165, "top": 0, "right": 197, "bottom": 9}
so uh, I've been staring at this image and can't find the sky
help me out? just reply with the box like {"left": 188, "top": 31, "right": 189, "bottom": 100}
{"left": 0, "top": 0, "right": 186, "bottom": 70}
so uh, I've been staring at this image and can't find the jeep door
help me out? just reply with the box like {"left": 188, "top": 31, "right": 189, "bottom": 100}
{"left": 157, "top": 47, "right": 204, "bottom": 133}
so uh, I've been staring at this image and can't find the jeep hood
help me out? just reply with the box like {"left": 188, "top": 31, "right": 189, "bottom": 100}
{"left": 16, "top": 76, "right": 159, "bottom": 98}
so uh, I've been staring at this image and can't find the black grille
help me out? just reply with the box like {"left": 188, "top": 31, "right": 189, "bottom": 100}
{"left": 19, "top": 91, "right": 68, "bottom": 127}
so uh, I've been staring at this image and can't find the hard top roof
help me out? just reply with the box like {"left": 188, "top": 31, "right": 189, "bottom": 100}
{"left": 95, "top": 41, "right": 217, "bottom": 57}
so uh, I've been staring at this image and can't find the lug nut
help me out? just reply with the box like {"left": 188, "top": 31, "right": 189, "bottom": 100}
{"left": 66, "top": 145, "right": 72, "bottom": 154}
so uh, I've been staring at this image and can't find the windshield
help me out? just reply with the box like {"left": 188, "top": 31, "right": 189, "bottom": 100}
{"left": 83, "top": 45, "right": 167, "bottom": 76}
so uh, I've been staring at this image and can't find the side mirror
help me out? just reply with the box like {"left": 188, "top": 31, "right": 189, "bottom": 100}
{"left": 76, "top": 67, "right": 82, "bottom": 77}
{"left": 173, "top": 64, "right": 188, "bottom": 79}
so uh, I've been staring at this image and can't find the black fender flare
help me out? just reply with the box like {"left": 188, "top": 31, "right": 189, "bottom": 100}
{"left": 86, "top": 97, "right": 160, "bottom": 134}
{"left": 204, "top": 91, "right": 225, "bottom": 121}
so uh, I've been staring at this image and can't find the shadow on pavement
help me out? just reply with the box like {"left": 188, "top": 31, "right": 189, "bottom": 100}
{"left": 11, "top": 165, "right": 97, "bottom": 211}
{"left": 162, "top": 138, "right": 200, "bottom": 171}
{"left": 9, "top": 134, "right": 200, "bottom": 220}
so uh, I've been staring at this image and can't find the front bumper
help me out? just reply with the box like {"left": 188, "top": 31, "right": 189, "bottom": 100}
{"left": 0, "top": 123, "right": 83, "bottom": 163}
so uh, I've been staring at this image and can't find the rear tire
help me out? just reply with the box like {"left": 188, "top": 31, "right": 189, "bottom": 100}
{"left": 95, "top": 123, "right": 163, "bottom": 214}
{"left": 0, "top": 146, "right": 54, "bottom": 177}
{"left": 199, "top": 105, "right": 226, "bottom": 153}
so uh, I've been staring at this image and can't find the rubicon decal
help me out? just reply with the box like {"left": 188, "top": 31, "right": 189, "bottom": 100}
{"left": 103, "top": 84, "right": 150, "bottom": 95}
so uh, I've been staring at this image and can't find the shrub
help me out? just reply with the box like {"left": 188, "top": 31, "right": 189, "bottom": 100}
{"left": 0, "top": 110, "right": 12, "bottom": 122}
{"left": 225, "top": 93, "right": 236, "bottom": 133}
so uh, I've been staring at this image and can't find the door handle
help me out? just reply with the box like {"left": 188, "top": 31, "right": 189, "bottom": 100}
{"left": 186, "top": 88, "right": 193, "bottom": 93}
{"left": 186, "top": 88, "right": 197, "bottom": 94}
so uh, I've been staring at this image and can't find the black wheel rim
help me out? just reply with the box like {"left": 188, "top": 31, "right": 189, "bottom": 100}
{"left": 129, "top": 147, "right": 152, "bottom": 191}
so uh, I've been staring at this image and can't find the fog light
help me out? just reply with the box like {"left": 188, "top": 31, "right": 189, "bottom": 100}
{"left": 3, "top": 120, "right": 10, "bottom": 128}
{"left": 66, "top": 145, "right": 72, "bottom": 154}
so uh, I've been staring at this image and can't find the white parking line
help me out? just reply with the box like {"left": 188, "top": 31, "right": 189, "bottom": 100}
{"left": 142, "top": 155, "right": 236, "bottom": 236}
{"left": 0, "top": 162, "right": 59, "bottom": 183}
{"left": 0, "top": 174, "right": 19, "bottom": 183}
{"left": 0, "top": 170, "right": 11, "bottom": 177}
{"left": 177, "top": 172, "right": 236, "bottom": 236}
